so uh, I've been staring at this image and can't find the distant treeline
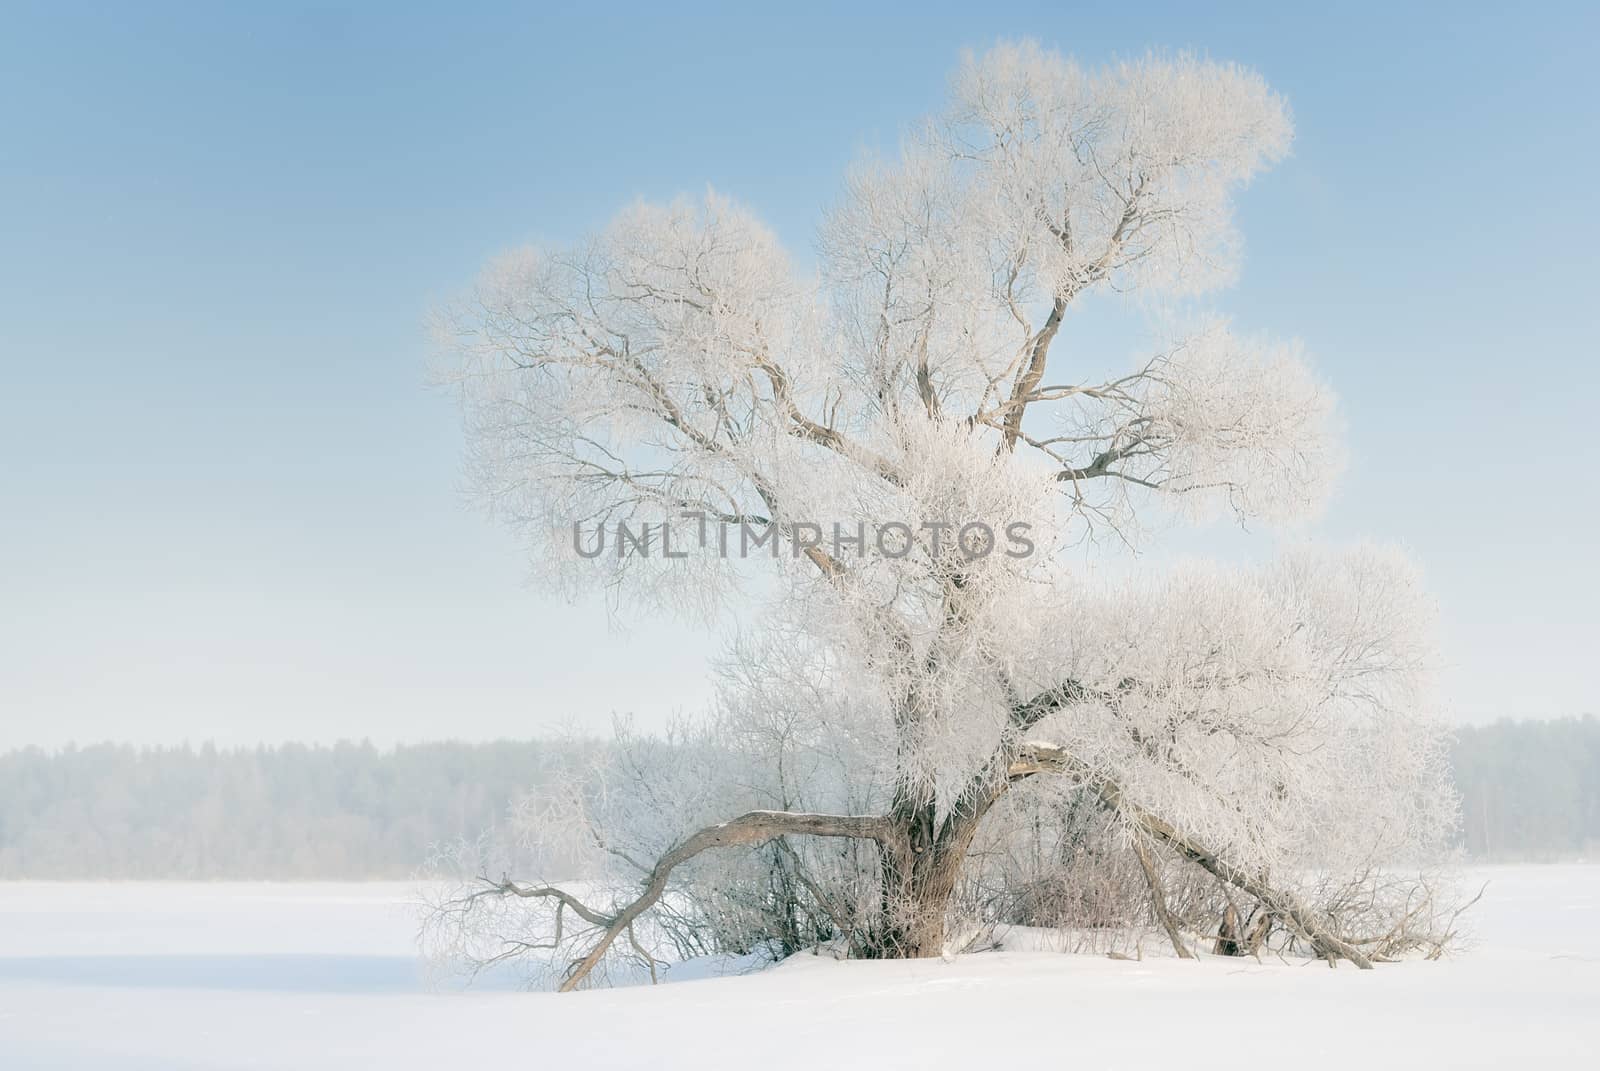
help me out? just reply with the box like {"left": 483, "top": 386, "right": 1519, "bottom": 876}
{"left": 1452, "top": 716, "right": 1600, "bottom": 860}
{"left": 0, "top": 718, "right": 1595, "bottom": 878}
{"left": 0, "top": 740, "right": 580, "bottom": 879}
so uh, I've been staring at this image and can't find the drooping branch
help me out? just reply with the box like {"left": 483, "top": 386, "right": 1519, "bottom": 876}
{"left": 1008, "top": 742, "right": 1375, "bottom": 969}
{"left": 487, "top": 809, "right": 893, "bottom": 992}
{"left": 488, "top": 880, "right": 616, "bottom": 927}
{"left": 1132, "top": 832, "right": 1194, "bottom": 960}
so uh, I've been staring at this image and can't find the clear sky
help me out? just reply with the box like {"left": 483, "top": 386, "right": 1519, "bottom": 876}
{"left": 2, "top": 1, "right": 1596, "bottom": 749}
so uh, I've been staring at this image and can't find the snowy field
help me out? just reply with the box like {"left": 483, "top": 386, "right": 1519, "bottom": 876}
{"left": 0, "top": 867, "right": 1595, "bottom": 1069}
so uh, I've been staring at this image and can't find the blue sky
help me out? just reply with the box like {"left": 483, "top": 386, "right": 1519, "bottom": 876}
{"left": 2, "top": 1, "right": 1596, "bottom": 747}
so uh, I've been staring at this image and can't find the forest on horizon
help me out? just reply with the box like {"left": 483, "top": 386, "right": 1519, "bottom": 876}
{"left": 1, "top": 718, "right": 1595, "bottom": 879}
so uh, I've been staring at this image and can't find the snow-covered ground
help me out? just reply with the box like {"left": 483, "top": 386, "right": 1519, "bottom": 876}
{"left": 1, "top": 866, "right": 1595, "bottom": 1069}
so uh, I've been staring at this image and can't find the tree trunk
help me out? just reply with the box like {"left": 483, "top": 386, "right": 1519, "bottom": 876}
{"left": 870, "top": 786, "right": 998, "bottom": 957}
{"left": 873, "top": 838, "right": 963, "bottom": 957}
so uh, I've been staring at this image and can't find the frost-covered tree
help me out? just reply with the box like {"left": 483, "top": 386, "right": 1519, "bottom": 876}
{"left": 434, "top": 43, "right": 1457, "bottom": 987}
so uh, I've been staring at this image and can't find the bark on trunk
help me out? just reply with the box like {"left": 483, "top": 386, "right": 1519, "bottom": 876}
{"left": 870, "top": 775, "right": 1003, "bottom": 958}
{"left": 873, "top": 840, "right": 967, "bottom": 957}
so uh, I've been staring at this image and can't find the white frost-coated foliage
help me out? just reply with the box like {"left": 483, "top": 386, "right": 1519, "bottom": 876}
{"left": 945, "top": 44, "right": 1292, "bottom": 297}
{"left": 435, "top": 41, "right": 1457, "bottom": 976}
{"left": 1054, "top": 322, "right": 1344, "bottom": 524}
{"left": 1044, "top": 546, "right": 1452, "bottom": 876}
{"left": 447, "top": 193, "right": 825, "bottom": 616}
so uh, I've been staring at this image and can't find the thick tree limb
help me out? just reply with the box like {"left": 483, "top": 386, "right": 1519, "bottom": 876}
{"left": 1008, "top": 678, "right": 1108, "bottom": 732}
{"left": 1000, "top": 295, "right": 1068, "bottom": 450}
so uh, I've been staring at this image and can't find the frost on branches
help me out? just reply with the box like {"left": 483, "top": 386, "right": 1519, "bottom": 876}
{"left": 427, "top": 43, "right": 1461, "bottom": 989}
